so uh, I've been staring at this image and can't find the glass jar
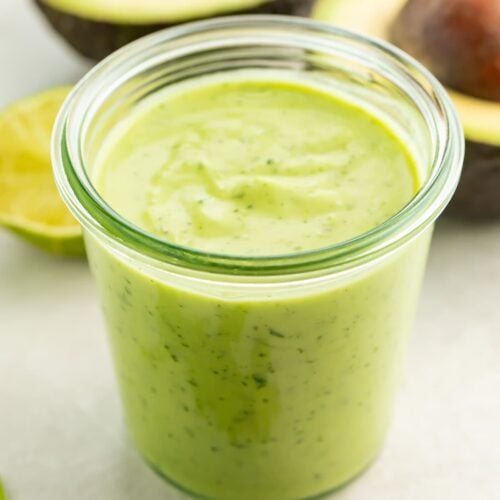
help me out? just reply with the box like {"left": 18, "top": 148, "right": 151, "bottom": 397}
{"left": 52, "top": 15, "right": 463, "bottom": 500}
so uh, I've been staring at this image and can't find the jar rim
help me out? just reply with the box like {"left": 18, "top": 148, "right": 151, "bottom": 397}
{"left": 53, "top": 15, "right": 464, "bottom": 276}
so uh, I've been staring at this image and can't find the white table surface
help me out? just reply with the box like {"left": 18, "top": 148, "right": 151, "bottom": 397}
{"left": 1, "top": 2, "right": 499, "bottom": 499}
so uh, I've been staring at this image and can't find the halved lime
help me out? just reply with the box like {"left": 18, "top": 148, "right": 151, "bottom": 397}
{"left": 0, "top": 86, "right": 84, "bottom": 256}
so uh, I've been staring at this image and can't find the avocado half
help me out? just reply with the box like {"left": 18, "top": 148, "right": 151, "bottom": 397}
{"left": 313, "top": 0, "right": 500, "bottom": 217}
{"left": 34, "top": 0, "right": 314, "bottom": 61}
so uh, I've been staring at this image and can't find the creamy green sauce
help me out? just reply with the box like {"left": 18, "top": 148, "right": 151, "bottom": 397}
{"left": 95, "top": 75, "right": 418, "bottom": 255}
{"left": 87, "top": 72, "right": 428, "bottom": 499}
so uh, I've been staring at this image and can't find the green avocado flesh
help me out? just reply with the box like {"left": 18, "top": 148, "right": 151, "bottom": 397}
{"left": 313, "top": 0, "right": 500, "bottom": 147}
{"left": 42, "top": 0, "right": 272, "bottom": 23}
{"left": 448, "top": 90, "right": 500, "bottom": 147}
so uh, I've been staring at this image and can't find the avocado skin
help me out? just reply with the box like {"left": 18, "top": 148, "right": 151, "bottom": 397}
{"left": 447, "top": 140, "right": 500, "bottom": 217}
{"left": 34, "top": 0, "right": 315, "bottom": 61}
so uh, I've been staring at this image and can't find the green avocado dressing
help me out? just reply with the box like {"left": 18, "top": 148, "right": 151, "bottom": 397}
{"left": 86, "top": 71, "right": 427, "bottom": 499}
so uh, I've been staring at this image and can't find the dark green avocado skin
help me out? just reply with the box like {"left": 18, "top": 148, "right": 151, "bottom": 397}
{"left": 447, "top": 140, "right": 500, "bottom": 218}
{"left": 34, "top": 0, "right": 315, "bottom": 60}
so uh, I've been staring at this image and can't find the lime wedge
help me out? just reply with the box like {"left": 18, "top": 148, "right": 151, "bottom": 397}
{"left": 0, "top": 477, "right": 5, "bottom": 500}
{"left": 0, "top": 87, "right": 84, "bottom": 256}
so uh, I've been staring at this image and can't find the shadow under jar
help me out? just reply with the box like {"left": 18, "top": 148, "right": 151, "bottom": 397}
{"left": 52, "top": 15, "right": 463, "bottom": 500}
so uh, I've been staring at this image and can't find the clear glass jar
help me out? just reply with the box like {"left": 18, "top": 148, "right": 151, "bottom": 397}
{"left": 52, "top": 16, "right": 463, "bottom": 500}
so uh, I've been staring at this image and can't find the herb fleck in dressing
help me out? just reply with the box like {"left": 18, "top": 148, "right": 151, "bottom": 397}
{"left": 87, "top": 72, "right": 430, "bottom": 499}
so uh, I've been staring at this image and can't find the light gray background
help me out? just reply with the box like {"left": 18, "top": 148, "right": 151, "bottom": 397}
{"left": 1, "top": 1, "right": 499, "bottom": 499}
